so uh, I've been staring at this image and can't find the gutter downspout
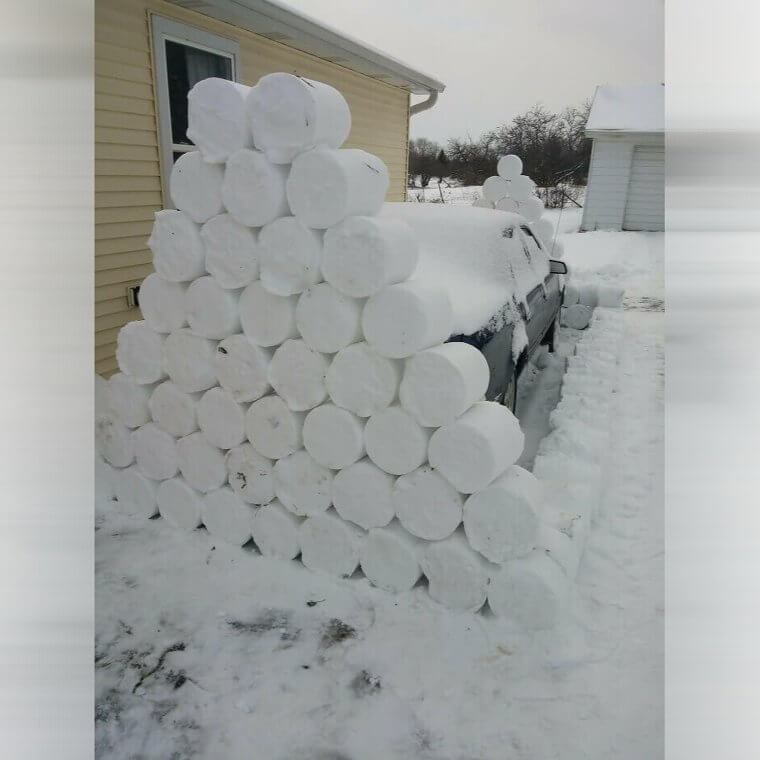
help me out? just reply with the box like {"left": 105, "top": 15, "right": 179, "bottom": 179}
{"left": 410, "top": 89, "right": 438, "bottom": 116}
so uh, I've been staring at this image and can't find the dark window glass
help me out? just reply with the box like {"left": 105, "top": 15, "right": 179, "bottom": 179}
{"left": 165, "top": 40, "right": 232, "bottom": 147}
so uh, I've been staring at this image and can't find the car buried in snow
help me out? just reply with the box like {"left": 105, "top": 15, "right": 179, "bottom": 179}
{"left": 382, "top": 203, "right": 567, "bottom": 413}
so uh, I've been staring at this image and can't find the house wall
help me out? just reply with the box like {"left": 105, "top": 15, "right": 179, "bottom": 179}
{"left": 95, "top": 0, "right": 411, "bottom": 376}
{"left": 581, "top": 132, "right": 664, "bottom": 232}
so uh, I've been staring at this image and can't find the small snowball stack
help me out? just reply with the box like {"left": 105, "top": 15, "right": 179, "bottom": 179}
{"left": 473, "top": 153, "right": 549, "bottom": 233}
{"left": 104, "top": 74, "right": 585, "bottom": 630}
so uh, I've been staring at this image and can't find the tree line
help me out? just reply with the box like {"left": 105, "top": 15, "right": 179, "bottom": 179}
{"left": 409, "top": 101, "right": 592, "bottom": 206}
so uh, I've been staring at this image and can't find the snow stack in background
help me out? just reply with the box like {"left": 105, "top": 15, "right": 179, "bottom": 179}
{"left": 100, "top": 73, "right": 594, "bottom": 629}
{"left": 472, "top": 153, "right": 555, "bottom": 245}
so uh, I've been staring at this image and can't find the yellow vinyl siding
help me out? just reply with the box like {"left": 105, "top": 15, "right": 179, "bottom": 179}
{"left": 95, "top": 0, "right": 411, "bottom": 376}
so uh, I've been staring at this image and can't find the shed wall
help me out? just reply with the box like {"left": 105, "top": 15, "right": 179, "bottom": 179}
{"left": 581, "top": 133, "right": 665, "bottom": 232}
{"left": 581, "top": 138, "right": 634, "bottom": 231}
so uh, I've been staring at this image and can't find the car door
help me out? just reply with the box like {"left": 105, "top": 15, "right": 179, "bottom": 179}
{"left": 515, "top": 226, "right": 553, "bottom": 350}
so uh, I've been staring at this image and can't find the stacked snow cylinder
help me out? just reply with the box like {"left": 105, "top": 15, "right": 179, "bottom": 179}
{"left": 473, "top": 153, "right": 563, "bottom": 259}
{"left": 95, "top": 73, "right": 570, "bottom": 627}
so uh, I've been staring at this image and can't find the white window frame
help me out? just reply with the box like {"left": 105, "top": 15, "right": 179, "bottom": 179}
{"left": 151, "top": 14, "right": 241, "bottom": 206}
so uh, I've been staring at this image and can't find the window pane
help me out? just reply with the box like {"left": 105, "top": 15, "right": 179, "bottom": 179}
{"left": 165, "top": 40, "right": 232, "bottom": 147}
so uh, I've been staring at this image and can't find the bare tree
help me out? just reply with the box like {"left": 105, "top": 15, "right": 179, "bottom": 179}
{"left": 408, "top": 138, "right": 443, "bottom": 187}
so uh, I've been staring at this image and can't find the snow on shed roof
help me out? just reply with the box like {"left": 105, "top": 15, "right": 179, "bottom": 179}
{"left": 585, "top": 84, "right": 664, "bottom": 134}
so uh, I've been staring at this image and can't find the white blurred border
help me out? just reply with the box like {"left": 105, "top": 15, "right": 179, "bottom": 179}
{"left": 1, "top": 0, "right": 759, "bottom": 757}
{"left": 667, "top": 1, "right": 760, "bottom": 758}
{"left": 0, "top": 1, "right": 93, "bottom": 757}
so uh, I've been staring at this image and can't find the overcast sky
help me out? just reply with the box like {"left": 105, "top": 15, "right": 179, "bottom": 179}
{"left": 282, "top": 0, "right": 664, "bottom": 145}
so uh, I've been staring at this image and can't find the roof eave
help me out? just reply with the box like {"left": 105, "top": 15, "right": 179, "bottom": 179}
{"left": 166, "top": 0, "right": 445, "bottom": 95}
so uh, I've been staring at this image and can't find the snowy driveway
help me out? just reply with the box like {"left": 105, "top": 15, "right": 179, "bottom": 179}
{"left": 95, "top": 219, "right": 663, "bottom": 760}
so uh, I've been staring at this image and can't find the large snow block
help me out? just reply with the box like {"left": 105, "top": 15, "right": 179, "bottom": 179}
{"left": 399, "top": 342, "right": 489, "bottom": 427}
{"left": 286, "top": 148, "right": 389, "bottom": 229}
{"left": 187, "top": 77, "right": 252, "bottom": 163}
{"left": 487, "top": 550, "right": 568, "bottom": 629}
{"left": 169, "top": 151, "right": 225, "bottom": 223}
{"left": 113, "top": 465, "right": 158, "bottom": 518}
{"left": 268, "top": 339, "right": 329, "bottom": 412}
{"left": 326, "top": 342, "right": 401, "bottom": 418}
{"left": 95, "top": 414, "right": 134, "bottom": 468}
{"left": 185, "top": 276, "right": 241, "bottom": 340}
{"left": 148, "top": 381, "right": 201, "bottom": 438}
{"left": 362, "top": 282, "right": 453, "bottom": 359}
{"left": 201, "top": 214, "right": 259, "bottom": 290}
{"left": 133, "top": 422, "right": 179, "bottom": 481}
{"left": 273, "top": 450, "right": 333, "bottom": 517}
{"left": 364, "top": 405, "right": 431, "bottom": 476}
{"left": 295, "top": 283, "right": 363, "bottom": 355}
{"left": 201, "top": 486, "right": 252, "bottom": 546}
{"left": 428, "top": 401, "right": 525, "bottom": 494}
{"left": 250, "top": 500, "right": 302, "bottom": 560}
{"left": 246, "top": 395, "right": 305, "bottom": 460}
{"left": 148, "top": 210, "right": 205, "bottom": 283}
{"left": 197, "top": 387, "right": 247, "bottom": 450}
{"left": 360, "top": 520, "right": 422, "bottom": 593}
{"left": 222, "top": 148, "right": 290, "bottom": 227}
{"left": 225, "top": 443, "right": 274, "bottom": 506}
{"left": 299, "top": 510, "right": 364, "bottom": 578}
{"left": 176, "top": 432, "right": 227, "bottom": 494}
{"left": 157, "top": 476, "right": 203, "bottom": 531}
{"left": 322, "top": 216, "right": 419, "bottom": 298}
{"left": 257, "top": 217, "right": 323, "bottom": 296}
{"left": 302, "top": 403, "right": 365, "bottom": 470}
{"left": 107, "top": 373, "right": 154, "bottom": 429}
{"left": 463, "top": 465, "right": 543, "bottom": 563}
{"left": 421, "top": 529, "right": 495, "bottom": 612}
{"left": 239, "top": 282, "right": 298, "bottom": 347}
{"left": 138, "top": 273, "right": 188, "bottom": 334}
{"left": 163, "top": 329, "right": 218, "bottom": 393}
{"left": 332, "top": 458, "right": 395, "bottom": 530}
{"left": 116, "top": 321, "right": 166, "bottom": 385}
{"left": 393, "top": 465, "right": 463, "bottom": 541}
{"left": 246, "top": 72, "right": 351, "bottom": 163}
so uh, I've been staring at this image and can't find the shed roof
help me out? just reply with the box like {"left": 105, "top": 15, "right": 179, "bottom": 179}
{"left": 585, "top": 84, "right": 664, "bottom": 134}
{"left": 167, "top": 0, "right": 445, "bottom": 95}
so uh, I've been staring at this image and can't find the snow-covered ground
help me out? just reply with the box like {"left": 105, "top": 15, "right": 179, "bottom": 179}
{"left": 95, "top": 215, "right": 663, "bottom": 759}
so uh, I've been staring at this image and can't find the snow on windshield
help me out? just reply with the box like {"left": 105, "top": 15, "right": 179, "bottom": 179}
{"left": 381, "top": 202, "right": 549, "bottom": 335}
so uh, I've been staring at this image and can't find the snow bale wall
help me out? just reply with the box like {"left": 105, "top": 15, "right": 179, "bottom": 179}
{"left": 98, "top": 73, "right": 588, "bottom": 628}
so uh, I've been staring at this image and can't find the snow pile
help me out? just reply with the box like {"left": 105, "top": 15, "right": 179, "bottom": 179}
{"left": 96, "top": 73, "right": 581, "bottom": 626}
{"left": 520, "top": 307, "right": 625, "bottom": 627}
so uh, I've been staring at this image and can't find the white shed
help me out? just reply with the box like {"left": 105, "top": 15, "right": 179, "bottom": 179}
{"left": 581, "top": 84, "right": 664, "bottom": 232}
